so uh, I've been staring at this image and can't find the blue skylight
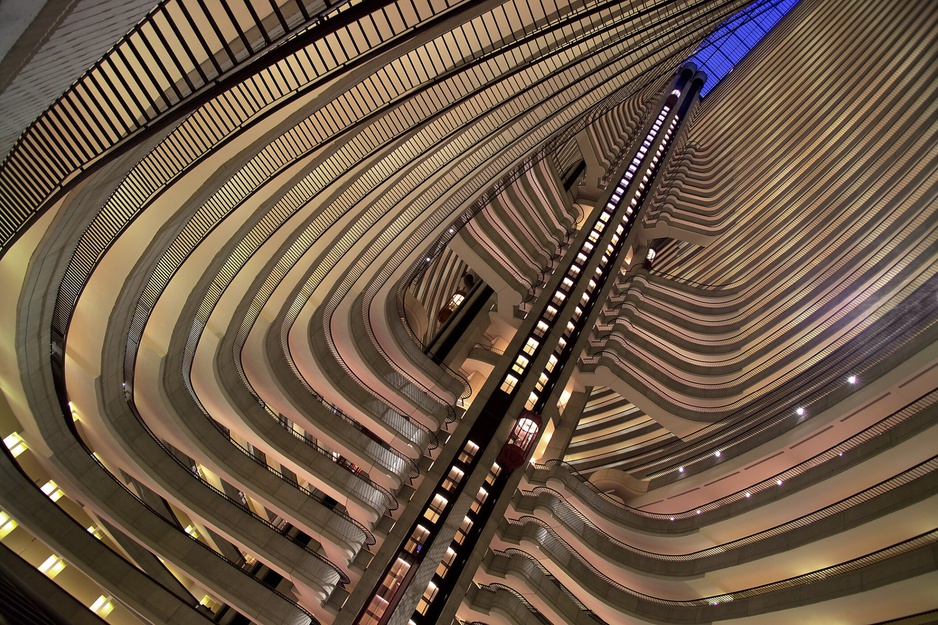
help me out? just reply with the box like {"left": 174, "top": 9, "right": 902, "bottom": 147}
{"left": 689, "top": 0, "right": 800, "bottom": 97}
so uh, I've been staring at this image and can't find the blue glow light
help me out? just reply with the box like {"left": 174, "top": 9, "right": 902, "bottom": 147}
{"left": 690, "top": 0, "right": 801, "bottom": 97}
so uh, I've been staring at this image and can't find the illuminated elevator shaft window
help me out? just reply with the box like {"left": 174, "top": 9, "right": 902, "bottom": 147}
{"left": 393, "top": 87, "right": 689, "bottom": 625}
{"left": 457, "top": 440, "right": 479, "bottom": 463}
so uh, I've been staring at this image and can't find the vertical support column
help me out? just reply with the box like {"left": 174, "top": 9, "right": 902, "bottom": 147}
{"left": 541, "top": 388, "right": 590, "bottom": 462}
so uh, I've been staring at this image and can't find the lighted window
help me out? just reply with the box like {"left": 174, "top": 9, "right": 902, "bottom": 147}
{"left": 536, "top": 372, "right": 549, "bottom": 392}
{"left": 359, "top": 595, "right": 390, "bottom": 625}
{"left": 525, "top": 392, "right": 538, "bottom": 410}
{"left": 39, "top": 554, "right": 66, "bottom": 578}
{"left": 3, "top": 433, "right": 27, "bottom": 458}
{"left": 546, "top": 355, "right": 558, "bottom": 372}
{"left": 522, "top": 337, "right": 539, "bottom": 356}
{"left": 453, "top": 516, "right": 474, "bottom": 545}
{"left": 551, "top": 291, "right": 566, "bottom": 305}
{"left": 90, "top": 596, "right": 115, "bottom": 617}
{"left": 487, "top": 464, "right": 503, "bottom": 483}
{"left": 405, "top": 525, "right": 431, "bottom": 554}
{"left": 512, "top": 355, "right": 529, "bottom": 375}
{"left": 377, "top": 557, "right": 412, "bottom": 598}
{"left": 41, "top": 480, "right": 64, "bottom": 502}
{"left": 435, "top": 547, "right": 458, "bottom": 578}
{"left": 442, "top": 467, "right": 464, "bottom": 492}
{"left": 556, "top": 336, "right": 567, "bottom": 351}
{"left": 424, "top": 494, "right": 448, "bottom": 523}
{"left": 544, "top": 305, "right": 558, "bottom": 320}
{"left": 568, "top": 265, "right": 580, "bottom": 277}
{"left": 470, "top": 487, "right": 489, "bottom": 513}
{"left": 0, "top": 512, "right": 17, "bottom": 539}
{"left": 500, "top": 374, "right": 519, "bottom": 394}
{"left": 416, "top": 582, "right": 439, "bottom": 615}
{"left": 534, "top": 320, "right": 550, "bottom": 336}
{"left": 458, "top": 441, "right": 479, "bottom": 463}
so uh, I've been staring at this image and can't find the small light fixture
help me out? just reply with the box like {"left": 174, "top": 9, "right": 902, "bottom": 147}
{"left": 678, "top": 466, "right": 684, "bottom": 473}
{"left": 696, "top": 509, "right": 701, "bottom": 515}
{"left": 847, "top": 375, "right": 858, "bottom": 384}
{"left": 714, "top": 450, "right": 721, "bottom": 458}
{"left": 745, "top": 492, "right": 751, "bottom": 498}
{"left": 776, "top": 479, "right": 783, "bottom": 486}
{"left": 796, "top": 407, "right": 805, "bottom": 416}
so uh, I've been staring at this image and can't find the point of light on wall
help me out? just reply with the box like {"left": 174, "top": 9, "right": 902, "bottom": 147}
{"left": 847, "top": 375, "right": 858, "bottom": 384}
{"left": 91, "top": 596, "right": 115, "bottom": 617}
{"left": 0, "top": 512, "right": 17, "bottom": 538}
{"left": 3, "top": 432, "right": 27, "bottom": 457}
{"left": 41, "top": 480, "right": 64, "bottom": 502}
{"left": 795, "top": 407, "right": 805, "bottom": 416}
{"left": 38, "top": 554, "right": 66, "bottom": 578}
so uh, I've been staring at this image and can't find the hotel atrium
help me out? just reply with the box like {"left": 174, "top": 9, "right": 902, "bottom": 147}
{"left": 0, "top": 0, "right": 936, "bottom": 624}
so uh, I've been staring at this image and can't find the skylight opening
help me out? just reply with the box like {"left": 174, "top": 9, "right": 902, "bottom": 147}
{"left": 689, "top": 0, "right": 801, "bottom": 98}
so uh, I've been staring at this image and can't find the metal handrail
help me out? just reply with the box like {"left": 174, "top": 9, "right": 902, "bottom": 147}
{"left": 494, "top": 527, "right": 938, "bottom": 608}
{"left": 1, "top": 0, "right": 363, "bottom": 252}
{"left": 126, "top": 395, "right": 364, "bottom": 567}
{"left": 87, "top": 454, "right": 328, "bottom": 621}
{"left": 511, "top": 455, "right": 938, "bottom": 571}
{"left": 281, "top": 322, "right": 438, "bottom": 451}
{"left": 200, "top": 410, "right": 375, "bottom": 548}
{"left": 582, "top": 288, "right": 938, "bottom": 482}
{"left": 529, "top": 387, "right": 938, "bottom": 525}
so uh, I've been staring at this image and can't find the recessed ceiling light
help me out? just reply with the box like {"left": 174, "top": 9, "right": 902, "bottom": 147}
{"left": 847, "top": 375, "right": 858, "bottom": 384}
{"left": 776, "top": 479, "right": 783, "bottom": 486}
{"left": 714, "top": 450, "right": 721, "bottom": 458}
{"left": 796, "top": 407, "right": 805, "bottom": 416}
